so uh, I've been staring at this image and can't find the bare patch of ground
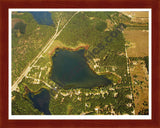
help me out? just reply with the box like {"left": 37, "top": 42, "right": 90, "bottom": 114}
{"left": 12, "top": 96, "right": 15, "bottom": 100}
{"left": 104, "top": 19, "right": 114, "bottom": 31}
{"left": 123, "top": 30, "right": 148, "bottom": 57}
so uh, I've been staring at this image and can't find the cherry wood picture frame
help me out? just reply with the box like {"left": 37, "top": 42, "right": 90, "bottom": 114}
{"left": 0, "top": 0, "right": 160, "bottom": 128}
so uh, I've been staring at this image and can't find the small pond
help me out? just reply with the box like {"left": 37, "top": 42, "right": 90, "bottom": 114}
{"left": 28, "top": 88, "right": 51, "bottom": 115}
{"left": 29, "top": 12, "right": 54, "bottom": 26}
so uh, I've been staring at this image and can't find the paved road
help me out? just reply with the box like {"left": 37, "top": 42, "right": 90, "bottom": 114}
{"left": 11, "top": 12, "right": 79, "bottom": 92}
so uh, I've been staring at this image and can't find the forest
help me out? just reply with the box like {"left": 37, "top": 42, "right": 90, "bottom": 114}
{"left": 11, "top": 11, "right": 136, "bottom": 115}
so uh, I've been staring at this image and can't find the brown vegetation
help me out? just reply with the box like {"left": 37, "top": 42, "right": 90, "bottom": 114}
{"left": 120, "top": 11, "right": 149, "bottom": 23}
{"left": 129, "top": 60, "right": 149, "bottom": 115}
{"left": 123, "top": 30, "right": 149, "bottom": 57}
{"left": 47, "top": 40, "right": 89, "bottom": 56}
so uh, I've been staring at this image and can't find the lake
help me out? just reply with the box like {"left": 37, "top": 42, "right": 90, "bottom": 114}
{"left": 29, "top": 12, "right": 54, "bottom": 26}
{"left": 28, "top": 88, "right": 51, "bottom": 115}
{"left": 50, "top": 49, "right": 111, "bottom": 89}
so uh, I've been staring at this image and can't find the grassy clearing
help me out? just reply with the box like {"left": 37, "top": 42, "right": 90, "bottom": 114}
{"left": 123, "top": 30, "right": 148, "bottom": 57}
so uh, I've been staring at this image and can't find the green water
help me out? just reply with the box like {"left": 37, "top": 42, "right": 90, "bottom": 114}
{"left": 51, "top": 49, "right": 111, "bottom": 89}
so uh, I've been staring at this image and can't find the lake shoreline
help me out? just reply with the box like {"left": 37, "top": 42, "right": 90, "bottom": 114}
{"left": 50, "top": 47, "right": 112, "bottom": 89}
{"left": 49, "top": 44, "right": 90, "bottom": 56}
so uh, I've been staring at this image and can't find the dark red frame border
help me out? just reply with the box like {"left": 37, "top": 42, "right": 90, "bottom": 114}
{"left": 0, "top": 0, "right": 160, "bottom": 128}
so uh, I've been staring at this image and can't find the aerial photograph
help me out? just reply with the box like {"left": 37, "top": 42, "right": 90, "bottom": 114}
{"left": 10, "top": 10, "right": 150, "bottom": 116}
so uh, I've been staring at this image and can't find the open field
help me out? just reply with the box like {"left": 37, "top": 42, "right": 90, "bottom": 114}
{"left": 123, "top": 30, "right": 148, "bottom": 57}
{"left": 122, "top": 12, "right": 149, "bottom": 115}
{"left": 120, "top": 11, "right": 149, "bottom": 23}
